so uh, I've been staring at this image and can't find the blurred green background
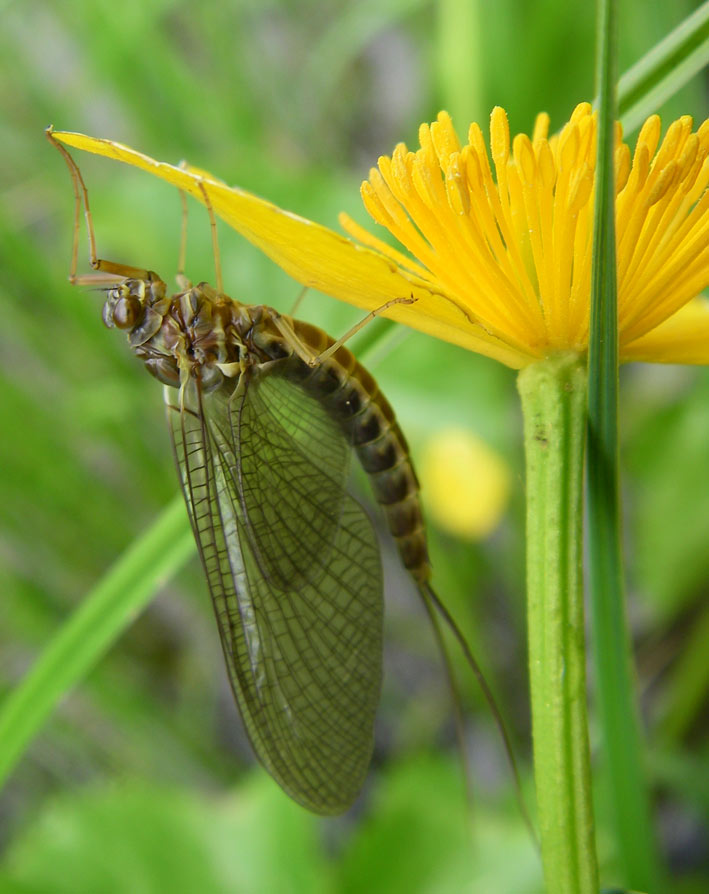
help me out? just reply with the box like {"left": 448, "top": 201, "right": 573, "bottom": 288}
{"left": 1, "top": 1, "right": 708, "bottom": 891}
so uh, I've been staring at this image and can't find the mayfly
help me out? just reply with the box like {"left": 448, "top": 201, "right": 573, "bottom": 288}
{"left": 48, "top": 130, "right": 523, "bottom": 818}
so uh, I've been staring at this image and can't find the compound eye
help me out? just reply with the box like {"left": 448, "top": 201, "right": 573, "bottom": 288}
{"left": 113, "top": 295, "right": 142, "bottom": 329}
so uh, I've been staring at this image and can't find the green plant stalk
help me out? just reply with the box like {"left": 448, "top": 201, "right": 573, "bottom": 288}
{"left": 517, "top": 353, "right": 598, "bottom": 894}
{"left": 618, "top": 0, "right": 709, "bottom": 132}
{"left": 436, "top": 0, "right": 484, "bottom": 127}
{"left": 589, "top": 0, "right": 662, "bottom": 889}
{"left": 0, "top": 494, "right": 194, "bottom": 789}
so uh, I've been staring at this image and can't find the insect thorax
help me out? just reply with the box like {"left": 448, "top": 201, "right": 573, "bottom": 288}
{"left": 102, "top": 276, "right": 267, "bottom": 392}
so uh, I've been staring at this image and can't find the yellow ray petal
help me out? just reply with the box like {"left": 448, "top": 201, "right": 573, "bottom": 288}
{"left": 51, "top": 130, "right": 532, "bottom": 368}
{"left": 621, "top": 297, "right": 709, "bottom": 364}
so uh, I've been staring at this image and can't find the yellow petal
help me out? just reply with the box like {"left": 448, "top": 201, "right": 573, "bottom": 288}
{"left": 621, "top": 298, "right": 709, "bottom": 364}
{"left": 51, "top": 131, "right": 532, "bottom": 368}
{"left": 420, "top": 427, "right": 511, "bottom": 540}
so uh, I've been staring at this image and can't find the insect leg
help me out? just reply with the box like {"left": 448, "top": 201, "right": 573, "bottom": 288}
{"left": 287, "top": 285, "right": 309, "bottom": 317}
{"left": 175, "top": 180, "right": 192, "bottom": 292}
{"left": 315, "top": 295, "right": 416, "bottom": 363}
{"left": 268, "top": 313, "right": 322, "bottom": 366}
{"left": 46, "top": 129, "right": 158, "bottom": 285}
{"left": 46, "top": 128, "right": 155, "bottom": 284}
{"left": 197, "top": 181, "right": 224, "bottom": 296}
{"left": 269, "top": 296, "right": 418, "bottom": 368}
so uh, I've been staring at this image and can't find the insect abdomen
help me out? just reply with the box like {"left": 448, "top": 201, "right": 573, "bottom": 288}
{"left": 279, "top": 317, "right": 431, "bottom": 583}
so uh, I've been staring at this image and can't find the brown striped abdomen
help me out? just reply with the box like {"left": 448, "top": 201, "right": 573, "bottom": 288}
{"left": 256, "top": 313, "right": 431, "bottom": 583}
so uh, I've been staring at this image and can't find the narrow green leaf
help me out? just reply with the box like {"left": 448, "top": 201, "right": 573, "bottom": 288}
{"left": 436, "top": 0, "right": 484, "bottom": 127}
{"left": 659, "top": 604, "right": 709, "bottom": 744}
{"left": 618, "top": 1, "right": 709, "bottom": 131}
{"left": 588, "top": 1, "right": 662, "bottom": 889}
{"left": 0, "top": 495, "right": 194, "bottom": 789}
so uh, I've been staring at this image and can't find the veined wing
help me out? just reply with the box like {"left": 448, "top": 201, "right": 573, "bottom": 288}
{"left": 210, "top": 366, "right": 351, "bottom": 591}
{"left": 164, "top": 370, "right": 383, "bottom": 814}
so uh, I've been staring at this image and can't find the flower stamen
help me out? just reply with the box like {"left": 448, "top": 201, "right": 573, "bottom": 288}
{"left": 355, "top": 103, "right": 709, "bottom": 365}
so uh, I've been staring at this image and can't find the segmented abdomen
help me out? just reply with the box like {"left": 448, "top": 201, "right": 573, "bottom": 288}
{"left": 257, "top": 314, "right": 431, "bottom": 583}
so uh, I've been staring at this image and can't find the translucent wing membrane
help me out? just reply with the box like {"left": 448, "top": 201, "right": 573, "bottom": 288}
{"left": 226, "top": 368, "right": 351, "bottom": 590}
{"left": 165, "top": 367, "right": 383, "bottom": 814}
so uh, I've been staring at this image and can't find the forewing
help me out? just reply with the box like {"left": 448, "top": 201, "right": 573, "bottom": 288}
{"left": 207, "top": 369, "right": 350, "bottom": 591}
{"left": 164, "top": 372, "right": 383, "bottom": 815}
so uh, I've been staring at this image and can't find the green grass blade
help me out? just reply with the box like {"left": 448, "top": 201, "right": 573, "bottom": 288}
{"left": 0, "top": 495, "right": 194, "bottom": 789}
{"left": 436, "top": 0, "right": 484, "bottom": 126}
{"left": 618, "top": 1, "right": 709, "bottom": 131}
{"left": 587, "top": 1, "right": 662, "bottom": 889}
{"left": 659, "top": 603, "right": 709, "bottom": 744}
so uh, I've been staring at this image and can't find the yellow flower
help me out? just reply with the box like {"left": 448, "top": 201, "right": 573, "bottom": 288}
{"left": 52, "top": 102, "right": 709, "bottom": 368}
{"left": 420, "top": 427, "right": 511, "bottom": 540}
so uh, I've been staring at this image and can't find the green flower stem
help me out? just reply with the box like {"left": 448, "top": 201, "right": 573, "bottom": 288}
{"left": 0, "top": 494, "right": 194, "bottom": 789}
{"left": 517, "top": 353, "right": 598, "bottom": 894}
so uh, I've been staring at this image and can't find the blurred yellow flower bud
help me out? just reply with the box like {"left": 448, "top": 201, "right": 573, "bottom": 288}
{"left": 420, "top": 427, "right": 511, "bottom": 540}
